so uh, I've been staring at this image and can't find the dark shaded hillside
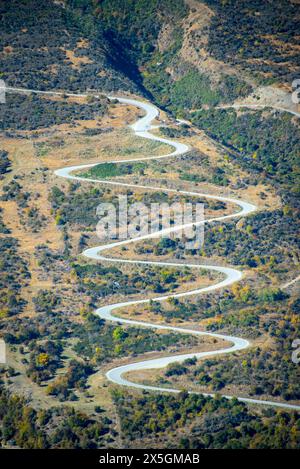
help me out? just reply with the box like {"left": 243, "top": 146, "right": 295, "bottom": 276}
{"left": 92, "top": 0, "right": 188, "bottom": 64}
{"left": 0, "top": 0, "right": 140, "bottom": 93}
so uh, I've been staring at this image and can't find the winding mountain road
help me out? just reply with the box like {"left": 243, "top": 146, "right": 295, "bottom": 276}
{"left": 3, "top": 86, "right": 300, "bottom": 411}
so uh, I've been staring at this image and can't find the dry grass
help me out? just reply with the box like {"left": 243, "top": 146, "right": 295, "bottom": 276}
{"left": 62, "top": 48, "right": 93, "bottom": 70}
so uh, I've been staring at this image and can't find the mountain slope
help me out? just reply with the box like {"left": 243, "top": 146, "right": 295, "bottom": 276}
{"left": 0, "top": 0, "right": 140, "bottom": 93}
{"left": 90, "top": 0, "right": 300, "bottom": 113}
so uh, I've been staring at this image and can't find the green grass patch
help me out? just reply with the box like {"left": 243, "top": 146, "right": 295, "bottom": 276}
{"left": 82, "top": 161, "right": 148, "bottom": 179}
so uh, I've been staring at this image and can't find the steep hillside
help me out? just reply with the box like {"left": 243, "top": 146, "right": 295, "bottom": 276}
{"left": 96, "top": 0, "right": 299, "bottom": 112}
{"left": 0, "top": 0, "right": 140, "bottom": 93}
{"left": 203, "top": 0, "right": 300, "bottom": 85}
{"left": 2, "top": 0, "right": 299, "bottom": 107}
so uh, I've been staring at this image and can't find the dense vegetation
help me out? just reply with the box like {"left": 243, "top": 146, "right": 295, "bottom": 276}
{"left": 46, "top": 359, "right": 95, "bottom": 401}
{"left": 26, "top": 340, "right": 64, "bottom": 385}
{"left": 1, "top": 383, "right": 299, "bottom": 448}
{"left": 191, "top": 109, "right": 300, "bottom": 196}
{"left": 146, "top": 66, "right": 252, "bottom": 113}
{"left": 50, "top": 184, "right": 104, "bottom": 229}
{"left": 82, "top": 161, "right": 147, "bottom": 179}
{"left": 93, "top": 0, "right": 188, "bottom": 64}
{"left": 153, "top": 207, "right": 299, "bottom": 275}
{"left": 113, "top": 390, "right": 300, "bottom": 448}
{"left": 71, "top": 261, "right": 195, "bottom": 299}
{"left": 2, "top": 0, "right": 297, "bottom": 116}
{"left": 50, "top": 182, "right": 204, "bottom": 230}
{"left": 203, "top": 0, "right": 300, "bottom": 84}
{"left": 172, "top": 336, "right": 300, "bottom": 402}
{"left": 0, "top": 0, "right": 138, "bottom": 93}
{"left": 0, "top": 385, "right": 113, "bottom": 448}
{"left": 73, "top": 313, "right": 196, "bottom": 365}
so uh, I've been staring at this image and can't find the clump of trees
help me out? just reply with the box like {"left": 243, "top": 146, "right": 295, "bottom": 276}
{"left": 1, "top": 178, "right": 31, "bottom": 208}
{"left": 33, "top": 290, "right": 61, "bottom": 314}
{"left": 83, "top": 161, "right": 147, "bottom": 180}
{"left": 46, "top": 360, "right": 94, "bottom": 401}
{"left": 26, "top": 340, "right": 63, "bottom": 384}
{"left": 0, "top": 150, "right": 11, "bottom": 177}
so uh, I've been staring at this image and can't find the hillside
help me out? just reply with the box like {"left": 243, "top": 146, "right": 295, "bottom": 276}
{"left": 0, "top": 0, "right": 140, "bottom": 93}
{"left": 2, "top": 0, "right": 299, "bottom": 107}
{"left": 87, "top": 0, "right": 300, "bottom": 112}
